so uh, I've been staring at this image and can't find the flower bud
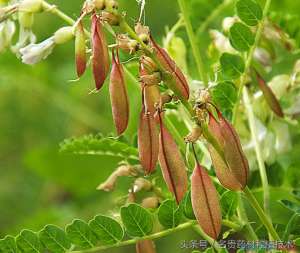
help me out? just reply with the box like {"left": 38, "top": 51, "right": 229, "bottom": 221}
{"left": 93, "top": 0, "right": 105, "bottom": 9}
{"left": 117, "top": 34, "right": 138, "bottom": 54}
{"left": 141, "top": 197, "right": 159, "bottom": 209}
{"left": 19, "top": 0, "right": 42, "bottom": 13}
{"left": 105, "top": 0, "right": 118, "bottom": 11}
{"left": 54, "top": 26, "right": 74, "bottom": 44}
{"left": 222, "top": 16, "right": 238, "bottom": 33}
{"left": 102, "top": 11, "right": 119, "bottom": 26}
{"left": 18, "top": 12, "right": 34, "bottom": 28}
{"left": 0, "top": 20, "right": 15, "bottom": 53}
{"left": 140, "top": 72, "right": 161, "bottom": 86}
{"left": 133, "top": 178, "right": 152, "bottom": 192}
{"left": 184, "top": 127, "right": 202, "bottom": 143}
{"left": 140, "top": 55, "right": 158, "bottom": 73}
{"left": 135, "top": 23, "right": 150, "bottom": 44}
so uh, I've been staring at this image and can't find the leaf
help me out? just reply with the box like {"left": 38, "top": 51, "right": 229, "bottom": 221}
{"left": 16, "top": 230, "right": 43, "bottom": 253}
{"left": 138, "top": 111, "right": 159, "bottom": 174}
{"left": 109, "top": 49, "right": 129, "bottom": 135}
{"left": 120, "top": 203, "right": 153, "bottom": 237}
{"left": 211, "top": 81, "right": 237, "bottom": 111}
{"left": 158, "top": 199, "right": 182, "bottom": 228}
{"left": 229, "top": 22, "right": 255, "bottom": 52}
{"left": 182, "top": 190, "right": 196, "bottom": 220}
{"left": 136, "top": 240, "right": 156, "bottom": 253}
{"left": 89, "top": 215, "right": 124, "bottom": 245}
{"left": 158, "top": 114, "right": 188, "bottom": 204}
{"left": 60, "top": 134, "right": 139, "bottom": 160}
{"left": 220, "top": 190, "right": 238, "bottom": 218}
{"left": 0, "top": 236, "right": 18, "bottom": 253}
{"left": 236, "top": 0, "right": 263, "bottom": 26}
{"left": 191, "top": 163, "right": 222, "bottom": 239}
{"left": 220, "top": 53, "right": 245, "bottom": 79}
{"left": 295, "top": 238, "right": 300, "bottom": 246}
{"left": 65, "top": 219, "right": 97, "bottom": 249}
{"left": 39, "top": 225, "right": 71, "bottom": 253}
{"left": 279, "top": 200, "right": 300, "bottom": 213}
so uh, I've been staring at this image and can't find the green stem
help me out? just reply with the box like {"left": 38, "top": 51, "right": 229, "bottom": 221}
{"left": 42, "top": 1, "right": 75, "bottom": 26}
{"left": 196, "top": 0, "right": 233, "bottom": 35}
{"left": 222, "top": 219, "right": 242, "bottom": 231}
{"left": 232, "top": 0, "right": 272, "bottom": 124}
{"left": 243, "top": 89, "right": 271, "bottom": 223}
{"left": 192, "top": 225, "right": 222, "bottom": 252}
{"left": 73, "top": 220, "right": 198, "bottom": 253}
{"left": 177, "top": 0, "right": 209, "bottom": 86}
{"left": 243, "top": 186, "right": 280, "bottom": 240}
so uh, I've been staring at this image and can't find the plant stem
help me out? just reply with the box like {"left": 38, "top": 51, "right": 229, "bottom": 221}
{"left": 177, "top": 0, "right": 209, "bottom": 86}
{"left": 243, "top": 89, "right": 271, "bottom": 222}
{"left": 192, "top": 225, "right": 222, "bottom": 251}
{"left": 232, "top": 0, "right": 272, "bottom": 124}
{"left": 196, "top": 0, "right": 233, "bottom": 35}
{"left": 73, "top": 220, "right": 198, "bottom": 253}
{"left": 42, "top": 1, "right": 76, "bottom": 26}
{"left": 243, "top": 186, "right": 280, "bottom": 240}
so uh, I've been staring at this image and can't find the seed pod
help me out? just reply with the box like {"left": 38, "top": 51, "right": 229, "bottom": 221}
{"left": 138, "top": 110, "right": 159, "bottom": 174}
{"left": 208, "top": 111, "right": 249, "bottom": 190}
{"left": 109, "top": 49, "right": 129, "bottom": 135}
{"left": 140, "top": 72, "right": 161, "bottom": 87}
{"left": 91, "top": 14, "right": 109, "bottom": 90}
{"left": 191, "top": 160, "right": 222, "bottom": 239}
{"left": 256, "top": 71, "right": 284, "bottom": 118}
{"left": 150, "top": 36, "right": 189, "bottom": 100}
{"left": 158, "top": 112, "right": 188, "bottom": 204}
{"left": 140, "top": 55, "right": 158, "bottom": 73}
{"left": 75, "top": 21, "right": 87, "bottom": 77}
{"left": 136, "top": 240, "right": 156, "bottom": 253}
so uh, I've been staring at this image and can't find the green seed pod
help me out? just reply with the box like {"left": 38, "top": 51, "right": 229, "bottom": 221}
{"left": 54, "top": 26, "right": 74, "bottom": 44}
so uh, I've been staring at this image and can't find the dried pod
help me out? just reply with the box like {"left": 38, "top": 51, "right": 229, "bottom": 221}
{"left": 256, "top": 71, "right": 284, "bottom": 118}
{"left": 191, "top": 159, "right": 222, "bottom": 239}
{"left": 136, "top": 240, "right": 156, "bottom": 253}
{"left": 91, "top": 14, "right": 109, "bottom": 90}
{"left": 140, "top": 55, "right": 158, "bottom": 73}
{"left": 158, "top": 112, "right": 188, "bottom": 204}
{"left": 208, "top": 111, "right": 249, "bottom": 190}
{"left": 150, "top": 36, "right": 189, "bottom": 100}
{"left": 138, "top": 110, "right": 159, "bottom": 174}
{"left": 109, "top": 49, "right": 129, "bottom": 135}
{"left": 75, "top": 21, "right": 87, "bottom": 77}
{"left": 117, "top": 34, "right": 139, "bottom": 54}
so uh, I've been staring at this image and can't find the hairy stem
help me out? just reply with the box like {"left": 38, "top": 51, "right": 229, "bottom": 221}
{"left": 232, "top": 0, "right": 272, "bottom": 124}
{"left": 243, "top": 88, "right": 271, "bottom": 230}
{"left": 177, "top": 0, "right": 209, "bottom": 86}
{"left": 243, "top": 186, "right": 280, "bottom": 240}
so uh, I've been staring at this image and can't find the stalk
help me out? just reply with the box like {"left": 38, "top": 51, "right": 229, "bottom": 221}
{"left": 177, "top": 0, "right": 209, "bottom": 86}
{"left": 192, "top": 226, "right": 222, "bottom": 252}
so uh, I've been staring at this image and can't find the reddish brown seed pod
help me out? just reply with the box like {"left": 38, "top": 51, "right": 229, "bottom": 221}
{"left": 109, "top": 49, "right": 129, "bottom": 135}
{"left": 150, "top": 36, "right": 189, "bottom": 100}
{"left": 136, "top": 240, "right": 156, "bottom": 253}
{"left": 91, "top": 14, "right": 109, "bottom": 90}
{"left": 207, "top": 111, "right": 249, "bottom": 190}
{"left": 158, "top": 112, "right": 188, "bottom": 204}
{"left": 75, "top": 21, "right": 87, "bottom": 77}
{"left": 255, "top": 71, "right": 284, "bottom": 118}
{"left": 191, "top": 155, "right": 222, "bottom": 240}
{"left": 138, "top": 109, "right": 159, "bottom": 174}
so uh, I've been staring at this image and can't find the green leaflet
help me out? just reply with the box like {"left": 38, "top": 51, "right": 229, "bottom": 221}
{"left": 229, "top": 22, "right": 255, "bottom": 52}
{"left": 220, "top": 190, "right": 238, "bottom": 218}
{"left": 211, "top": 81, "right": 237, "bottom": 111}
{"left": 295, "top": 238, "right": 300, "bottom": 246}
{"left": 279, "top": 199, "right": 300, "bottom": 213}
{"left": 120, "top": 203, "right": 153, "bottom": 237}
{"left": 182, "top": 190, "right": 196, "bottom": 220}
{"left": 16, "top": 230, "right": 43, "bottom": 253}
{"left": 158, "top": 199, "right": 183, "bottom": 228}
{"left": 39, "top": 225, "right": 71, "bottom": 253}
{"left": 60, "top": 134, "right": 139, "bottom": 160}
{"left": 220, "top": 53, "right": 245, "bottom": 79}
{"left": 236, "top": 0, "right": 263, "bottom": 26}
{"left": 65, "top": 219, "right": 97, "bottom": 249}
{"left": 0, "top": 235, "right": 18, "bottom": 253}
{"left": 89, "top": 215, "right": 124, "bottom": 245}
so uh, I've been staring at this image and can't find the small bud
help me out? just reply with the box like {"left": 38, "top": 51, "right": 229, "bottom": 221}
{"left": 141, "top": 197, "right": 160, "bottom": 209}
{"left": 140, "top": 72, "right": 161, "bottom": 86}
{"left": 117, "top": 34, "right": 138, "bottom": 54}
{"left": 93, "top": 0, "right": 105, "bottom": 9}
{"left": 133, "top": 178, "right": 152, "bottom": 193}
{"left": 75, "top": 22, "right": 87, "bottom": 77}
{"left": 140, "top": 55, "right": 158, "bottom": 73}
{"left": 184, "top": 127, "right": 202, "bottom": 143}
{"left": 102, "top": 11, "right": 119, "bottom": 26}
{"left": 135, "top": 23, "right": 150, "bottom": 44}
{"left": 18, "top": 12, "right": 34, "bottom": 28}
{"left": 54, "top": 26, "right": 74, "bottom": 44}
{"left": 19, "top": 0, "right": 42, "bottom": 13}
{"left": 0, "top": 20, "right": 15, "bottom": 53}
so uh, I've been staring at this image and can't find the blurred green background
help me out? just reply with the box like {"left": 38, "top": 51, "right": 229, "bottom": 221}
{"left": 1, "top": 0, "right": 300, "bottom": 252}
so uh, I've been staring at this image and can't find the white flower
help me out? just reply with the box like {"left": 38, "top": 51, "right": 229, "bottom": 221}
{"left": 20, "top": 37, "right": 55, "bottom": 65}
{"left": 0, "top": 20, "right": 16, "bottom": 53}
{"left": 222, "top": 16, "right": 238, "bottom": 33}
{"left": 11, "top": 26, "right": 36, "bottom": 55}
{"left": 209, "top": 30, "right": 236, "bottom": 54}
